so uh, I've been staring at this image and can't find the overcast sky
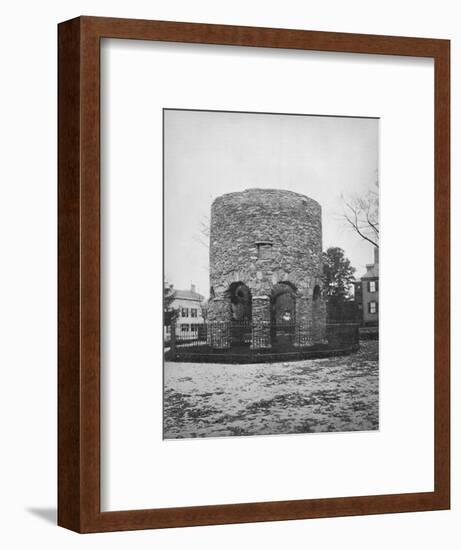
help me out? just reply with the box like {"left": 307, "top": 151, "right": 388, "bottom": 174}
{"left": 164, "top": 109, "right": 379, "bottom": 298}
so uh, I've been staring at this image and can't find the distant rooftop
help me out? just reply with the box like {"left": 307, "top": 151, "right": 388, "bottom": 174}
{"left": 360, "top": 263, "right": 379, "bottom": 279}
{"left": 172, "top": 284, "right": 204, "bottom": 302}
{"left": 358, "top": 246, "right": 379, "bottom": 280}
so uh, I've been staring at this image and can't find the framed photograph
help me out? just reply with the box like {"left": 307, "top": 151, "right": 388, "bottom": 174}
{"left": 58, "top": 16, "right": 450, "bottom": 532}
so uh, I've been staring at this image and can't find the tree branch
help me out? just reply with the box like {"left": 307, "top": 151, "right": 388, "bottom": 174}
{"left": 344, "top": 208, "right": 379, "bottom": 248}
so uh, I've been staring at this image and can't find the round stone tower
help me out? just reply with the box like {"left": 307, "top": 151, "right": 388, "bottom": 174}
{"left": 208, "top": 188, "right": 326, "bottom": 349}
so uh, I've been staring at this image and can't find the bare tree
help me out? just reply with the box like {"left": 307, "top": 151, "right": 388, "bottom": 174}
{"left": 192, "top": 215, "right": 210, "bottom": 250}
{"left": 342, "top": 178, "right": 379, "bottom": 248}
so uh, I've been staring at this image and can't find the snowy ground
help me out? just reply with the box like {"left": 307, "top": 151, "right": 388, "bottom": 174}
{"left": 163, "top": 341, "right": 378, "bottom": 439}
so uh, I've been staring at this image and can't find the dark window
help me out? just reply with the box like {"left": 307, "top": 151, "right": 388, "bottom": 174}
{"left": 180, "top": 324, "right": 189, "bottom": 332}
{"left": 191, "top": 308, "right": 197, "bottom": 318}
{"left": 257, "top": 242, "right": 273, "bottom": 260}
{"left": 190, "top": 324, "right": 198, "bottom": 332}
{"left": 229, "top": 282, "right": 252, "bottom": 323}
{"left": 313, "top": 285, "right": 321, "bottom": 300}
{"left": 181, "top": 307, "right": 189, "bottom": 317}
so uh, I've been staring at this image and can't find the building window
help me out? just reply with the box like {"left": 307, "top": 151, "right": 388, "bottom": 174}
{"left": 369, "top": 281, "right": 377, "bottom": 293}
{"left": 313, "top": 285, "right": 321, "bottom": 301}
{"left": 165, "top": 325, "right": 171, "bottom": 333}
{"left": 180, "top": 324, "right": 189, "bottom": 332}
{"left": 190, "top": 324, "right": 198, "bottom": 332}
{"left": 191, "top": 308, "right": 197, "bottom": 318}
{"left": 368, "top": 301, "right": 378, "bottom": 314}
{"left": 181, "top": 307, "right": 189, "bottom": 317}
{"left": 256, "top": 242, "right": 273, "bottom": 260}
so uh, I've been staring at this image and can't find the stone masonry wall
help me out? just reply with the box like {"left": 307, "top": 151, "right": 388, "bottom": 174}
{"left": 208, "top": 188, "right": 326, "bottom": 349}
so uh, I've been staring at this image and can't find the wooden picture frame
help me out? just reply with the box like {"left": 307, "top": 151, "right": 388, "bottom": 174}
{"left": 58, "top": 16, "right": 450, "bottom": 533}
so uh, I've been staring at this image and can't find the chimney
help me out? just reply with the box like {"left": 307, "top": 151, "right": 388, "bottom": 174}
{"left": 374, "top": 246, "right": 379, "bottom": 266}
{"left": 191, "top": 284, "right": 196, "bottom": 293}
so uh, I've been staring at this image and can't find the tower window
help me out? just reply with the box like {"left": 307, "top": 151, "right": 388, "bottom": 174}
{"left": 313, "top": 285, "right": 321, "bottom": 300}
{"left": 256, "top": 241, "right": 273, "bottom": 260}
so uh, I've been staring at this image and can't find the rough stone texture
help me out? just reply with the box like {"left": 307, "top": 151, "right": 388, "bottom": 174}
{"left": 312, "top": 287, "right": 327, "bottom": 342}
{"left": 294, "top": 296, "right": 312, "bottom": 347}
{"left": 209, "top": 188, "right": 326, "bottom": 349}
{"left": 250, "top": 296, "right": 271, "bottom": 349}
{"left": 207, "top": 298, "right": 231, "bottom": 349}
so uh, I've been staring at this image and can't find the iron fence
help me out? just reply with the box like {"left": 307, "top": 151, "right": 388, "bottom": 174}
{"left": 165, "top": 320, "right": 359, "bottom": 352}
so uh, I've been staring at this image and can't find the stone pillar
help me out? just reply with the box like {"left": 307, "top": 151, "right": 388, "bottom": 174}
{"left": 207, "top": 297, "right": 231, "bottom": 349}
{"left": 251, "top": 296, "right": 271, "bottom": 349}
{"left": 295, "top": 296, "right": 313, "bottom": 347}
{"left": 312, "top": 298, "right": 327, "bottom": 343}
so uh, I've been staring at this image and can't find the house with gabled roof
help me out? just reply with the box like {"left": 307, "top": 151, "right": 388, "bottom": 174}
{"left": 164, "top": 284, "right": 205, "bottom": 340}
{"left": 354, "top": 247, "right": 379, "bottom": 326}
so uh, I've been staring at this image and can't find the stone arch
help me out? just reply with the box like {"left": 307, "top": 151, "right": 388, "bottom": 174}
{"left": 270, "top": 282, "right": 297, "bottom": 345}
{"left": 227, "top": 282, "right": 252, "bottom": 345}
{"left": 271, "top": 282, "right": 297, "bottom": 323}
{"left": 227, "top": 281, "right": 252, "bottom": 322}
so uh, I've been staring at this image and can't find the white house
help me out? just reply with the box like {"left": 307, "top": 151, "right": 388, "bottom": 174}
{"left": 164, "top": 284, "right": 204, "bottom": 340}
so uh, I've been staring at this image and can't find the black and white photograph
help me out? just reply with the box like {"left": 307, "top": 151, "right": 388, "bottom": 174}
{"left": 0, "top": 0, "right": 454, "bottom": 544}
{"left": 163, "top": 108, "right": 379, "bottom": 439}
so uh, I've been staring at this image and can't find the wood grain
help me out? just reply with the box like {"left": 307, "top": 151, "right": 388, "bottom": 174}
{"left": 58, "top": 16, "right": 450, "bottom": 533}
{"left": 58, "top": 16, "right": 82, "bottom": 532}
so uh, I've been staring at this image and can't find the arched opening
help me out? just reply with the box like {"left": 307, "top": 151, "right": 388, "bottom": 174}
{"left": 227, "top": 282, "right": 252, "bottom": 345}
{"left": 271, "top": 282, "right": 297, "bottom": 345}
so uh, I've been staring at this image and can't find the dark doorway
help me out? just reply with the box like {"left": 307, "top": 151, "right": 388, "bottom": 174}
{"left": 271, "top": 282, "right": 297, "bottom": 345}
{"left": 228, "top": 282, "right": 252, "bottom": 345}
